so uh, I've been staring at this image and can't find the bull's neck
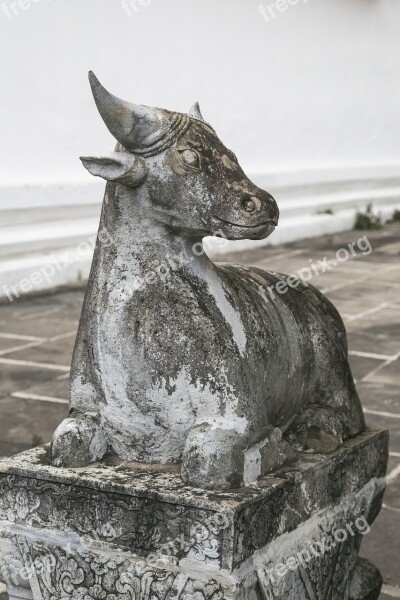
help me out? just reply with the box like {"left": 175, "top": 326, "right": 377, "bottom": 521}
{"left": 98, "top": 186, "right": 217, "bottom": 294}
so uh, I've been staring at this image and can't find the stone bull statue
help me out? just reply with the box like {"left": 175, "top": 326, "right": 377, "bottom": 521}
{"left": 51, "top": 72, "right": 365, "bottom": 488}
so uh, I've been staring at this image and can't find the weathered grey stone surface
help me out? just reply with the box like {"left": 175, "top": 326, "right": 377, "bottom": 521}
{"left": 51, "top": 73, "right": 365, "bottom": 489}
{"left": 0, "top": 225, "right": 398, "bottom": 598}
{"left": 0, "top": 427, "right": 388, "bottom": 599}
{"left": 0, "top": 75, "right": 390, "bottom": 598}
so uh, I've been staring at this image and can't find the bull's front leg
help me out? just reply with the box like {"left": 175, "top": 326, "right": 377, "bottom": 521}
{"left": 50, "top": 325, "right": 108, "bottom": 468}
{"left": 51, "top": 412, "right": 107, "bottom": 468}
{"left": 181, "top": 423, "right": 245, "bottom": 488}
{"left": 181, "top": 422, "right": 295, "bottom": 488}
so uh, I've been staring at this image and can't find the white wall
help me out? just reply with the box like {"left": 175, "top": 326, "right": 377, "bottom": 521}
{"left": 1, "top": 0, "right": 400, "bottom": 297}
{"left": 1, "top": 0, "right": 400, "bottom": 187}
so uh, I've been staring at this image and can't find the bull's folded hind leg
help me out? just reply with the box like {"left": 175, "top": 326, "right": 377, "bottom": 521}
{"left": 288, "top": 282, "right": 365, "bottom": 454}
{"left": 286, "top": 406, "right": 344, "bottom": 453}
{"left": 286, "top": 372, "right": 365, "bottom": 454}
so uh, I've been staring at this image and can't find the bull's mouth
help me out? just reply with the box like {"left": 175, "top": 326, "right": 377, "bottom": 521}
{"left": 213, "top": 216, "right": 278, "bottom": 228}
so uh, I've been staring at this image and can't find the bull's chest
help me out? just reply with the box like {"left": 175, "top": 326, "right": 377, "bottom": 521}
{"left": 98, "top": 265, "right": 296, "bottom": 403}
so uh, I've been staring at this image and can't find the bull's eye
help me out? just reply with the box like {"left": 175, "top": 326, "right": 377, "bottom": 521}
{"left": 179, "top": 149, "right": 200, "bottom": 168}
{"left": 242, "top": 198, "right": 257, "bottom": 213}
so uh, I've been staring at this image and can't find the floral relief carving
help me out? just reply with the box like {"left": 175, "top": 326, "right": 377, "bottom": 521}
{"left": 0, "top": 477, "right": 41, "bottom": 526}
{"left": 24, "top": 543, "right": 224, "bottom": 600}
{"left": 0, "top": 475, "right": 223, "bottom": 565}
{"left": 0, "top": 535, "right": 31, "bottom": 591}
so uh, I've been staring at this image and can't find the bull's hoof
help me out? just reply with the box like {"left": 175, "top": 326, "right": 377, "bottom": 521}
{"left": 302, "top": 426, "right": 341, "bottom": 453}
{"left": 51, "top": 414, "right": 108, "bottom": 468}
{"left": 181, "top": 423, "right": 244, "bottom": 489}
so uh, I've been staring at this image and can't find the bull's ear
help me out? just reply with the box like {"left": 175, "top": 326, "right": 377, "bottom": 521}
{"left": 188, "top": 102, "right": 204, "bottom": 122}
{"left": 80, "top": 151, "right": 147, "bottom": 186}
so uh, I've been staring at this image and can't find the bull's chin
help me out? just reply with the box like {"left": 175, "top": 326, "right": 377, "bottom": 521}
{"left": 211, "top": 217, "right": 277, "bottom": 241}
{"left": 243, "top": 223, "right": 276, "bottom": 240}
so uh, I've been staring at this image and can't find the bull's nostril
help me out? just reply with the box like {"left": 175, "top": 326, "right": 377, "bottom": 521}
{"left": 242, "top": 197, "right": 257, "bottom": 213}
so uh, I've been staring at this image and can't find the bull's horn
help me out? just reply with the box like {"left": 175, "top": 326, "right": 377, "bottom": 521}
{"left": 88, "top": 71, "right": 172, "bottom": 151}
{"left": 188, "top": 102, "right": 204, "bottom": 121}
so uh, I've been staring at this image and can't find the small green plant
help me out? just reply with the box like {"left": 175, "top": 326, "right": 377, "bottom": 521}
{"left": 391, "top": 209, "right": 400, "bottom": 222}
{"left": 354, "top": 203, "right": 383, "bottom": 230}
{"left": 316, "top": 208, "right": 334, "bottom": 215}
{"left": 77, "top": 270, "right": 83, "bottom": 282}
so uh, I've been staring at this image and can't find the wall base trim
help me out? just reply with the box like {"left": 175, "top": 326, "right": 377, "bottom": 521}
{"left": 1, "top": 167, "right": 400, "bottom": 299}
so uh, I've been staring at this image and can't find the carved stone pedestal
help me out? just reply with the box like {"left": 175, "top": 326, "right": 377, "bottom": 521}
{"left": 0, "top": 427, "right": 387, "bottom": 600}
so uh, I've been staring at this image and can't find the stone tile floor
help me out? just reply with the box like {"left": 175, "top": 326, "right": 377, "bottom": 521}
{"left": 0, "top": 223, "right": 399, "bottom": 599}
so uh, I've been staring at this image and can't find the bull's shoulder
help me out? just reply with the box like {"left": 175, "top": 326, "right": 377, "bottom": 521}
{"left": 215, "top": 262, "right": 307, "bottom": 295}
{"left": 216, "top": 261, "right": 324, "bottom": 299}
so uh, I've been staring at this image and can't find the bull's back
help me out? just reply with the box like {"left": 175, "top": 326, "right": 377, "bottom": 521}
{"left": 217, "top": 263, "right": 350, "bottom": 428}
